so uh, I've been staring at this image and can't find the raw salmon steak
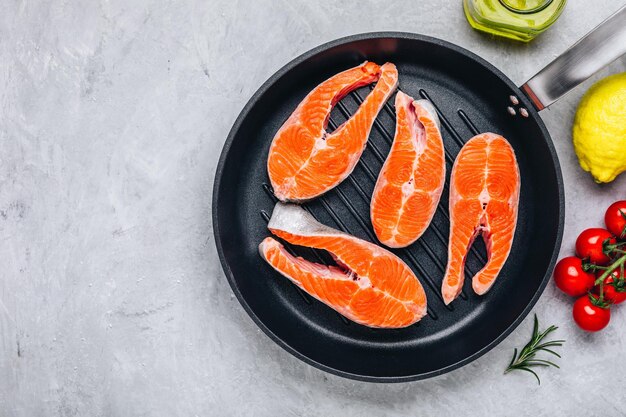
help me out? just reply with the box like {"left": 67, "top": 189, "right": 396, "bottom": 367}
{"left": 441, "top": 133, "right": 520, "bottom": 305}
{"left": 259, "top": 202, "right": 427, "bottom": 328}
{"left": 370, "top": 91, "right": 445, "bottom": 248}
{"left": 267, "top": 62, "right": 399, "bottom": 202}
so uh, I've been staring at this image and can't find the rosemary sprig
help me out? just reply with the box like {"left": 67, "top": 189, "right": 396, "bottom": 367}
{"left": 504, "top": 314, "right": 565, "bottom": 385}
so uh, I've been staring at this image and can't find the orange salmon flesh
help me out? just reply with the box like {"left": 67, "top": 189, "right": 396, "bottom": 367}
{"left": 441, "top": 133, "right": 520, "bottom": 305}
{"left": 259, "top": 203, "right": 427, "bottom": 328}
{"left": 370, "top": 91, "right": 445, "bottom": 248}
{"left": 267, "top": 62, "right": 398, "bottom": 202}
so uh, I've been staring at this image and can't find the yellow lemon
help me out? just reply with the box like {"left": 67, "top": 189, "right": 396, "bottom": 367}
{"left": 572, "top": 72, "right": 626, "bottom": 183}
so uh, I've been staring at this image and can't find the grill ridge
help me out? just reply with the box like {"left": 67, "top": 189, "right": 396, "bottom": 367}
{"left": 458, "top": 109, "right": 481, "bottom": 135}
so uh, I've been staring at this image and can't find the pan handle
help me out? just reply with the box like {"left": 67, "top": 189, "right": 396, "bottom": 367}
{"left": 520, "top": 4, "right": 626, "bottom": 111}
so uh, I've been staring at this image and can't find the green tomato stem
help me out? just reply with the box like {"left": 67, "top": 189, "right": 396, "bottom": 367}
{"left": 595, "top": 252, "right": 626, "bottom": 286}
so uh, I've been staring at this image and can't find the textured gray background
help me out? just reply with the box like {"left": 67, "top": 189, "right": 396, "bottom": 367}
{"left": 2, "top": 0, "right": 626, "bottom": 416}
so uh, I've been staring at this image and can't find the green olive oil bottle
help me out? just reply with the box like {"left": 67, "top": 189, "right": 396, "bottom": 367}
{"left": 463, "top": 0, "right": 567, "bottom": 42}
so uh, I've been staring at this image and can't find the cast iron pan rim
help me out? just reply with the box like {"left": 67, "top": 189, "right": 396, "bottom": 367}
{"left": 212, "top": 31, "right": 565, "bottom": 382}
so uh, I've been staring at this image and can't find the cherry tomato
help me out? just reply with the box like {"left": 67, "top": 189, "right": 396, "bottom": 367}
{"left": 595, "top": 268, "right": 626, "bottom": 305}
{"left": 575, "top": 228, "right": 616, "bottom": 265}
{"left": 572, "top": 296, "right": 610, "bottom": 332}
{"left": 605, "top": 201, "right": 626, "bottom": 240}
{"left": 553, "top": 256, "right": 595, "bottom": 296}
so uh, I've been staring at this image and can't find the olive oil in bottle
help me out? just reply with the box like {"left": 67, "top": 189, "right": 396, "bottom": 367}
{"left": 463, "top": 0, "right": 567, "bottom": 42}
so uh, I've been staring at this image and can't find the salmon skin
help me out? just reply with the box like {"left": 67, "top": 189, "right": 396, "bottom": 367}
{"left": 259, "top": 202, "right": 427, "bottom": 328}
{"left": 441, "top": 133, "right": 520, "bottom": 305}
{"left": 267, "top": 62, "right": 399, "bottom": 202}
{"left": 370, "top": 91, "right": 445, "bottom": 248}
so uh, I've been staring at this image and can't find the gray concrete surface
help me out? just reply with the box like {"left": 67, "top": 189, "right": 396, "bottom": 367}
{"left": 1, "top": 0, "right": 626, "bottom": 415}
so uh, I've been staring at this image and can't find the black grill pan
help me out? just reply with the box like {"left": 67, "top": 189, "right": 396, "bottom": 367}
{"left": 213, "top": 22, "right": 623, "bottom": 381}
